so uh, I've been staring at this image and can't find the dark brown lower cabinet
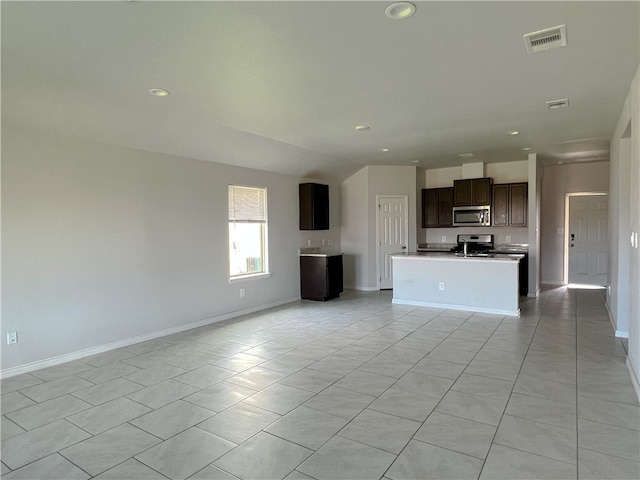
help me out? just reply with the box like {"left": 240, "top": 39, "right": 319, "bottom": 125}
{"left": 518, "top": 253, "right": 529, "bottom": 296}
{"left": 300, "top": 254, "right": 343, "bottom": 301}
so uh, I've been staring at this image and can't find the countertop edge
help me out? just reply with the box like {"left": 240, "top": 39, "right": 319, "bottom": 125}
{"left": 392, "top": 252, "right": 524, "bottom": 261}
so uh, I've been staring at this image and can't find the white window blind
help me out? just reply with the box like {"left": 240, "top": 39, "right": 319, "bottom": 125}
{"left": 229, "top": 186, "right": 266, "bottom": 222}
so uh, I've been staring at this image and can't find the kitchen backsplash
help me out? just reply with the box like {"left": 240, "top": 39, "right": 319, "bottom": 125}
{"left": 423, "top": 227, "right": 529, "bottom": 245}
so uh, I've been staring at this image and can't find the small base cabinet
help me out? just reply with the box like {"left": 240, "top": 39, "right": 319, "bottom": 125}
{"left": 300, "top": 254, "right": 343, "bottom": 301}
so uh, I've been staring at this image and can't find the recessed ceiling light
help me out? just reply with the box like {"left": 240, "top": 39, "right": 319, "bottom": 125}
{"left": 522, "top": 147, "right": 531, "bottom": 151}
{"left": 458, "top": 153, "right": 474, "bottom": 158}
{"left": 380, "top": 148, "right": 389, "bottom": 152}
{"left": 149, "top": 88, "right": 170, "bottom": 97}
{"left": 355, "top": 125, "right": 370, "bottom": 131}
{"left": 412, "top": 160, "right": 419, "bottom": 163}
{"left": 507, "top": 130, "right": 520, "bottom": 136}
{"left": 385, "top": 2, "right": 416, "bottom": 20}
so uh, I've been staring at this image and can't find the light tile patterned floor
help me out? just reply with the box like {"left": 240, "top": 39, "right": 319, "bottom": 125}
{"left": 2, "top": 287, "right": 639, "bottom": 479}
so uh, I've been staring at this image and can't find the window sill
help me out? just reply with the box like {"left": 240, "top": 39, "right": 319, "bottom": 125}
{"left": 229, "top": 272, "right": 272, "bottom": 284}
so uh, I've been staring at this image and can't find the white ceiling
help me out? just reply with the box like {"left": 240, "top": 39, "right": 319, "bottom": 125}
{"left": 2, "top": 1, "right": 639, "bottom": 182}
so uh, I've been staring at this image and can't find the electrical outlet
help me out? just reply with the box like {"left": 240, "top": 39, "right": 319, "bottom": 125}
{"left": 328, "top": 239, "right": 334, "bottom": 246}
{"left": 441, "top": 236, "right": 447, "bottom": 242}
{"left": 6, "top": 332, "right": 17, "bottom": 345}
{"left": 506, "top": 235, "right": 511, "bottom": 243}
{"left": 439, "top": 282, "right": 445, "bottom": 291}
{"left": 307, "top": 240, "right": 312, "bottom": 247}
{"left": 239, "top": 288, "right": 246, "bottom": 298}
{"left": 322, "top": 239, "right": 326, "bottom": 246}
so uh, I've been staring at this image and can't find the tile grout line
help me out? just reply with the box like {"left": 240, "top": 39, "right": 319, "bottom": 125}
{"left": 377, "top": 308, "right": 514, "bottom": 479}
{"left": 476, "top": 288, "right": 556, "bottom": 479}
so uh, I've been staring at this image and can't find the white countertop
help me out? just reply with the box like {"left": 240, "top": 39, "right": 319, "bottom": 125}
{"left": 298, "top": 247, "right": 342, "bottom": 257}
{"left": 392, "top": 252, "right": 524, "bottom": 261}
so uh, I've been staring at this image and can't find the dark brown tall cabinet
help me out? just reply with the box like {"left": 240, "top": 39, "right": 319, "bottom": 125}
{"left": 453, "top": 178, "right": 492, "bottom": 206}
{"left": 492, "top": 183, "right": 528, "bottom": 227}
{"left": 299, "top": 183, "right": 329, "bottom": 230}
{"left": 300, "top": 254, "right": 343, "bottom": 301}
{"left": 422, "top": 187, "right": 453, "bottom": 228}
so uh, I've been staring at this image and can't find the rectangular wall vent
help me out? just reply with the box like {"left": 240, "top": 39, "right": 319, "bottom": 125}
{"left": 546, "top": 99, "right": 570, "bottom": 110}
{"left": 524, "top": 25, "right": 567, "bottom": 54}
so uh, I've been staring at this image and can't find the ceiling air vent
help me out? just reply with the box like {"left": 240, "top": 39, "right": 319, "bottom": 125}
{"left": 524, "top": 25, "right": 567, "bottom": 54}
{"left": 546, "top": 99, "right": 569, "bottom": 110}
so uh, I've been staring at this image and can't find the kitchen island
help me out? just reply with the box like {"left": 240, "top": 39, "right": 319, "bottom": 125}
{"left": 391, "top": 252, "right": 524, "bottom": 316}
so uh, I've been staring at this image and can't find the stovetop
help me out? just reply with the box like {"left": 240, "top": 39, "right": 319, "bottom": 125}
{"left": 451, "top": 234, "right": 494, "bottom": 253}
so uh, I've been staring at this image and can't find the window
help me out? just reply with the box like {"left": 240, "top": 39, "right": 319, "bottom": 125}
{"left": 228, "top": 185, "right": 268, "bottom": 278}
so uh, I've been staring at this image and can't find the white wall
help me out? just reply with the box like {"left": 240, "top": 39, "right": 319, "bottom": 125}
{"left": 341, "top": 165, "right": 418, "bottom": 290}
{"left": 539, "top": 161, "right": 610, "bottom": 284}
{"left": 340, "top": 167, "right": 370, "bottom": 290}
{"left": 609, "top": 65, "right": 640, "bottom": 394}
{"left": 1, "top": 125, "right": 304, "bottom": 374}
{"left": 609, "top": 134, "right": 631, "bottom": 336}
{"left": 528, "top": 153, "right": 541, "bottom": 297}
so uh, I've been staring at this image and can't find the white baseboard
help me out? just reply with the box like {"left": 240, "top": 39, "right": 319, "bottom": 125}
{"left": 345, "top": 284, "right": 379, "bottom": 292}
{"left": 605, "top": 301, "right": 629, "bottom": 338}
{"left": 0, "top": 297, "right": 299, "bottom": 379}
{"left": 527, "top": 286, "right": 540, "bottom": 298}
{"left": 392, "top": 298, "right": 520, "bottom": 317}
{"left": 627, "top": 358, "right": 640, "bottom": 403}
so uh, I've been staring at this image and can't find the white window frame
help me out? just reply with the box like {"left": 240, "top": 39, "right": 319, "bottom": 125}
{"left": 228, "top": 185, "right": 270, "bottom": 282}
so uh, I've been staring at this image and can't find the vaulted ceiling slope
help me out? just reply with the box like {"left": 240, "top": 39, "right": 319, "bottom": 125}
{"left": 2, "top": 1, "right": 639, "bottom": 181}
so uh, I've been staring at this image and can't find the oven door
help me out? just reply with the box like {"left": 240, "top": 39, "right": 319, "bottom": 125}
{"left": 452, "top": 206, "right": 491, "bottom": 226}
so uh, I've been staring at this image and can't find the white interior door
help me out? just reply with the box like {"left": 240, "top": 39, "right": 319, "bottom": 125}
{"left": 568, "top": 194, "right": 608, "bottom": 286}
{"left": 378, "top": 195, "right": 408, "bottom": 289}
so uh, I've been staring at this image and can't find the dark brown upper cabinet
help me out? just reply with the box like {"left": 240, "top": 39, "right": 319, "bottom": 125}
{"left": 299, "top": 183, "right": 329, "bottom": 230}
{"left": 422, "top": 187, "right": 453, "bottom": 228}
{"left": 492, "top": 182, "right": 528, "bottom": 227}
{"left": 453, "top": 177, "right": 492, "bottom": 206}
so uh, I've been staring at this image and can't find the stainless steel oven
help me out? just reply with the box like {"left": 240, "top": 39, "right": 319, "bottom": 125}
{"left": 452, "top": 205, "right": 491, "bottom": 226}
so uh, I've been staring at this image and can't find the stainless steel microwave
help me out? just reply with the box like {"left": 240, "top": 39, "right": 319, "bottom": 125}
{"left": 452, "top": 205, "right": 491, "bottom": 226}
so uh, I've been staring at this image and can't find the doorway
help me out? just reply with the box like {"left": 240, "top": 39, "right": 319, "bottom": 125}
{"left": 565, "top": 193, "right": 609, "bottom": 287}
{"left": 377, "top": 195, "right": 408, "bottom": 289}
